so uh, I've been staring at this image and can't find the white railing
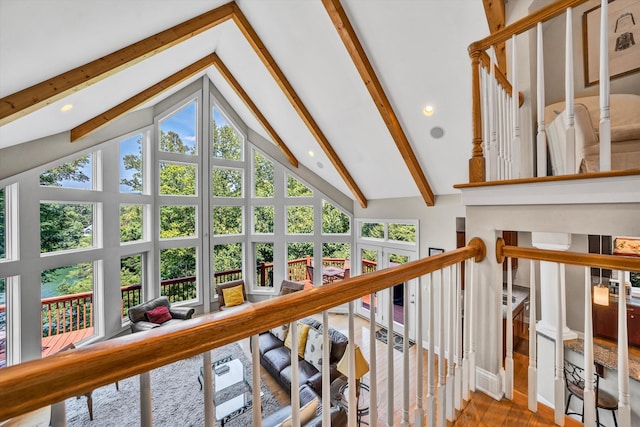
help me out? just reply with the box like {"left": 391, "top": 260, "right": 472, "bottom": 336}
{"left": 498, "top": 238, "right": 640, "bottom": 426}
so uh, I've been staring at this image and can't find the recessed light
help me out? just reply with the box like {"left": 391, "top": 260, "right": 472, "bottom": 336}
{"left": 60, "top": 104, "right": 73, "bottom": 112}
{"left": 308, "top": 150, "right": 315, "bottom": 157}
{"left": 430, "top": 126, "right": 445, "bottom": 139}
{"left": 423, "top": 105, "right": 434, "bottom": 116}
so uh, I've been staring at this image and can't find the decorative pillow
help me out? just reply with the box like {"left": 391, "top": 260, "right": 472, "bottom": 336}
{"left": 271, "top": 324, "right": 289, "bottom": 341}
{"left": 145, "top": 305, "right": 172, "bottom": 324}
{"left": 304, "top": 327, "right": 330, "bottom": 371}
{"left": 222, "top": 285, "right": 245, "bottom": 307}
{"left": 279, "top": 397, "right": 319, "bottom": 427}
{"left": 284, "top": 322, "right": 311, "bottom": 358}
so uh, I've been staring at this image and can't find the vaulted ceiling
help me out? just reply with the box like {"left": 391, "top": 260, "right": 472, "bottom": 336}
{"left": 0, "top": 0, "right": 490, "bottom": 206}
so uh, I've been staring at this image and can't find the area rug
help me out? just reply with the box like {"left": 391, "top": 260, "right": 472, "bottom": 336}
{"left": 65, "top": 342, "right": 280, "bottom": 426}
{"left": 375, "top": 328, "right": 415, "bottom": 352}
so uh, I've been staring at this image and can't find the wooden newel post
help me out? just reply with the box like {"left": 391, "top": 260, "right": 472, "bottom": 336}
{"left": 469, "top": 49, "right": 485, "bottom": 183}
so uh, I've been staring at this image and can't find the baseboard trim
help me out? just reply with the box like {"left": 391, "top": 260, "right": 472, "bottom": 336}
{"left": 475, "top": 367, "right": 503, "bottom": 400}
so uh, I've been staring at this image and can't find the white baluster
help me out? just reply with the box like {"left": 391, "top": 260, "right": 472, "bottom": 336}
{"left": 322, "top": 311, "right": 331, "bottom": 427}
{"left": 489, "top": 63, "right": 498, "bottom": 181}
{"left": 140, "top": 371, "right": 152, "bottom": 427}
{"left": 438, "top": 269, "right": 446, "bottom": 427}
{"left": 469, "top": 259, "right": 477, "bottom": 392}
{"left": 427, "top": 273, "right": 436, "bottom": 427}
{"left": 415, "top": 277, "right": 424, "bottom": 427}
{"left": 554, "top": 264, "right": 565, "bottom": 426}
{"left": 402, "top": 281, "right": 410, "bottom": 427}
{"left": 290, "top": 321, "right": 300, "bottom": 427}
{"left": 505, "top": 258, "right": 514, "bottom": 400}
{"left": 446, "top": 266, "right": 455, "bottom": 421}
{"left": 565, "top": 8, "right": 576, "bottom": 174}
{"left": 599, "top": 0, "right": 611, "bottom": 172}
{"left": 370, "top": 293, "right": 378, "bottom": 427}
{"left": 203, "top": 350, "right": 214, "bottom": 427}
{"left": 536, "top": 22, "right": 547, "bottom": 177}
{"left": 462, "top": 259, "right": 471, "bottom": 401}
{"left": 618, "top": 271, "right": 631, "bottom": 425}
{"left": 528, "top": 260, "right": 538, "bottom": 412}
{"left": 582, "top": 268, "right": 596, "bottom": 426}
{"left": 251, "top": 335, "right": 263, "bottom": 426}
{"left": 455, "top": 263, "right": 463, "bottom": 411}
{"left": 511, "top": 34, "right": 521, "bottom": 179}
{"left": 348, "top": 302, "right": 357, "bottom": 427}
{"left": 482, "top": 70, "right": 492, "bottom": 180}
{"left": 387, "top": 286, "right": 394, "bottom": 427}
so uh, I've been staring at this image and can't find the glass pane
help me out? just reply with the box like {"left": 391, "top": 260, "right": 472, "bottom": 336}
{"left": 41, "top": 263, "right": 94, "bottom": 353}
{"left": 322, "top": 242, "right": 350, "bottom": 283}
{"left": 253, "top": 206, "right": 274, "bottom": 234}
{"left": 361, "top": 222, "right": 384, "bottom": 239}
{"left": 40, "top": 202, "right": 93, "bottom": 253}
{"left": 287, "top": 206, "right": 313, "bottom": 234}
{"left": 120, "top": 204, "right": 143, "bottom": 243}
{"left": 255, "top": 243, "right": 274, "bottom": 288}
{"left": 120, "top": 254, "right": 142, "bottom": 318}
{"left": 322, "top": 200, "right": 350, "bottom": 234}
{"left": 389, "top": 223, "right": 416, "bottom": 243}
{"left": 287, "top": 242, "right": 313, "bottom": 283}
{"left": 214, "top": 243, "right": 243, "bottom": 285}
{"left": 120, "top": 134, "right": 143, "bottom": 194}
{"left": 212, "top": 107, "right": 243, "bottom": 161}
{"left": 0, "top": 188, "right": 4, "bottom": 260}
{"left": 40, "top": 154, "right": 92, "bottom": 190}
{"left": 160, "top": 205, "right": 196, "bottom": 238}
{"left": 287, "top": 175, "right": 313, "bottom": 197}
{"left": 159, "top": 101, "right": 197, "bottom": 155}
{"left": 213, "top": 206, "right": 243, "bottom": 235}
{"left": 159, "top": 162, "right": 196, "bottom": 196}
{"left": 254, "top": 151, "right": 274, "bottom": 197}
{"left": 360, "top": 249, "right": 378, "bottom": 313}
{"left": 160, "top": 247, "right": 197, "bottom": 303}
{"left": 0, "top": 277, "right": 5, "bottom": 368}
{"left": 213, "top": 168, "right": 243, "bottom": 198}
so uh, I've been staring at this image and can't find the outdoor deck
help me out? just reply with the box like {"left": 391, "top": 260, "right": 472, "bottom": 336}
{"left": 42, "top": 328, "right": 94, "bottom": 357}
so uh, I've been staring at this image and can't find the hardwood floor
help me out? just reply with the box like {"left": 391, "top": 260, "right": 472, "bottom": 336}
{"left": 240, "top": 313, "right": 581, "bottom": 426}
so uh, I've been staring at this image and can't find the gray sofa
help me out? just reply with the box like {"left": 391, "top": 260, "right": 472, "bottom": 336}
{"left": 257, "top": 317, "right": 349, "bottom": 426}
{"left": 127, "top": 296, "right": 195, "bottom": 333}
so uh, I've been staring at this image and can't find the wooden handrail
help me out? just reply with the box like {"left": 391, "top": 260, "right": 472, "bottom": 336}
{"left": 496, "top": 238, "right": 640, "bottom": 271}
{"left": 478, "top": 52, "right": 524, "bottom": 107}
{"left": 0, "top": 238, "right": 485, "bottom": 421}
{"left": 468, "top": 0, "right": 590, "bottom": 55}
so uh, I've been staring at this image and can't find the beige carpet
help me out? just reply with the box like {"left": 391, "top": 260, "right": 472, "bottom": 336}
{"left": 65, "top": 343, "right": 280, "bottom": 426}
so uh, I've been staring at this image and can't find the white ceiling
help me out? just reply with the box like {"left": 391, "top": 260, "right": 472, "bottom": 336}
{"left": 0, "top": 0, "right": 489, "bottom": 202}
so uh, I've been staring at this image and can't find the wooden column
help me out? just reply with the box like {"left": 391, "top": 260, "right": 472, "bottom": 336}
{"left": 469, "top": 51, "right": 486, "bottom": 183}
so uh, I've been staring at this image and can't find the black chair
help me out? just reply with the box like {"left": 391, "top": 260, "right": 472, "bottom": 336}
{"left": 563, "top": 359, "right": 618, "bottom": 427}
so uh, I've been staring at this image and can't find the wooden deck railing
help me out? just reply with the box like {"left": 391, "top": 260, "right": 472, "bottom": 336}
{"left": 496, "top": 238, "right": 640, "bottom": 426}
{"left": 0, "top": 238, "right": 486, "bottom": 422}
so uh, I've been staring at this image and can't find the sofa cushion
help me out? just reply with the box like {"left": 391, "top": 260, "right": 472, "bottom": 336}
{"left": 280, "top": 360, "right": 319, "bottom": 391}
{"left": 280, "top": 397, "right": 318, "bottom": 427}
{"left": 222, "top": 285, "right": 245, "bottom": 307}
{"left": 260, "top": 331, "right": 284, "bottom": 356}
{"left": 271, "top": 324, "right": 289, "bottom": 342}
{"left": 145, "top": 305, "right": 172, "bottom": 324}
{"left": 304, "top": 327, "right": 329, "bottom": 372}
{"left": 263, "top": 346, "right": 292, "bottom": 375}
{"left": 284, "top": 322, "right": 310, "bottom": 358}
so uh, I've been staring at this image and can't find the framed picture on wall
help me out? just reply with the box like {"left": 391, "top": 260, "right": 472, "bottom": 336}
{"left": 583, "top": 0, "right": 640, "bottom": 86}
{"left": 428, "top": 247, "right": 444, "bottom": 256}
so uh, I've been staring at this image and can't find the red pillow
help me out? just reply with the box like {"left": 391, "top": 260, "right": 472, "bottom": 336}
{"left": 145, "top": 305, "right": 172, "bottom": 324}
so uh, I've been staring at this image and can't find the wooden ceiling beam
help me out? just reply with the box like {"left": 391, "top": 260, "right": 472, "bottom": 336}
{"left": 482, "top": 0, "right": 507, "bottom": 74}
{"left": 210, "top": 54, "right": 298, "bottom": 167}
{"left": 70, "top": 54, "right": 216, "bottom": 142}
{"left": 321, "top": 0, "right": 435, "bottom": 206}
{"left": 0, "top": 3, "right": 235, "bottom": 127}
{"left": 231, "top": 3, "right": 367, "bottom": 208}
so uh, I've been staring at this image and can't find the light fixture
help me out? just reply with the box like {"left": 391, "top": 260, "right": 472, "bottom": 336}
{"left": 593, "top": 282, "right": 609, "bottom": 306}
{"left": 337, "top": 346, "right": 369, "bottom": 398}
{"left": 422, "top": 105, "right": 434, "bottom": 116}
{"left": 308, "top": 150, "right": 315, "bottom": 157}
{"left": 60, "top": 104, "right": 73, "bottom": 112}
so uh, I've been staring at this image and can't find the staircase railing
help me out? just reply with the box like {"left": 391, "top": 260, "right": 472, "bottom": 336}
{"left": 0, "top": 238, "right": 485, "bottom": 425}
{"left": 497, "top": 238, "right": 640, "bottom": 426}
{"left": 468, "top": 0, "right": 627, "bottom": 183}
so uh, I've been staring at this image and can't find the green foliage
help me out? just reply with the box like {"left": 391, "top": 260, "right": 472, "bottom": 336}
{"left": 40, "top": 202, "right": 92, "bottom": 254}
{"left": 212, "top": 119, "right": 242, "bottom": 160}
{"left": 287, "top": 175, "right": 313, "bottom": 197}
{"left": 213, "top": 206, "right": 243, "bottom": 235}
{"left": 161, "top": 130, "right": 195, "bottom": 155}
{"left": 120, "top": 205, "right": 143, "bottom": 242}
{"left": 361, "top": 222, "right": 384, "bottom": 239}
{"left": 160, "top": 206, "right": 196, "bottom": 238}
{"left": 160, "top": 247, "right": 196, "bottom": 280}
{"left": 254, "top": 206, "right": 274, "bottom": 233}
{"left": 288, "top": 242, "right": 313, "bottom": 261}
{"left": 631, "top": 272, "right": 640, "bottom": 288}
{"left": 214, "top": 243, "right": 243, "bottom": 273}
{"left": 46, "top": 263, "right": 93, "bottom": 295}
{"left": 322, "top": 201, "right": 350, "bottom": 234}
{"left": 120, "top": 136, "right": 143, "bottom": 193}
{"left": 40, "top": 155, "right": 90, "bottom": 186}
{"left": 388, "top": 224, "right": 416, "bottom": 243}
{"left": 254, "top": 151, "right": 274, "bottom": 197}
{"left": 120, "top": 255, "right": 142, "bottom": 287}
{"left": 323, "top": 242, "right": 350, "bottom": 259}
{"left": 287, "top": 206, "right": 313, "bottom": 234}
{"left": 160, "top": 162, "right": 196, "bottom": 195}
{"left": 213, "top": 168, "right": 242, "bottom": 197}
